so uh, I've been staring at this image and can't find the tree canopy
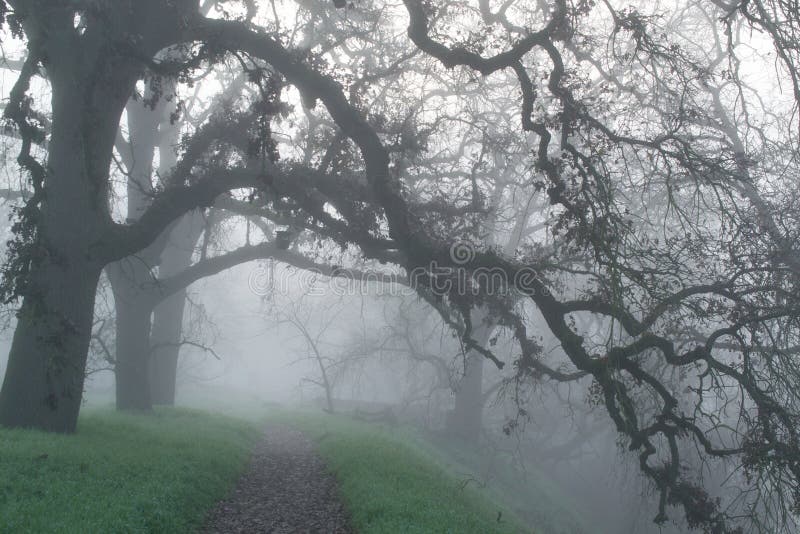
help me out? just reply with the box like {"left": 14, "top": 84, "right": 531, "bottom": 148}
{"left": 1, "top": 0, "right": 799, "bottom": 531}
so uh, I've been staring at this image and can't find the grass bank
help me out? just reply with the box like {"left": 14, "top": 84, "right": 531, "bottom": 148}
{"left": 0, "top": 407, "right": 259, "bottom": 533}
{"left": 417, "top": 432, "right": 591, "bottom": 534}
{"left": 269, "top": 410, "right": 531, "bottom": 534}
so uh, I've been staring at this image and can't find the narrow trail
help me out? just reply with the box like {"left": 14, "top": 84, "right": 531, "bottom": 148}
{"left": 201, "top": 424, "right": 352, "bottom": 533}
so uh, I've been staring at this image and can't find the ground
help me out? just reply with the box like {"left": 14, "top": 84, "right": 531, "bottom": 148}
{"left": 0, "top": 405, "right": 564, "bottom": 533}
{"left": 202, "top": 423, "right": 352, "bottom": 533}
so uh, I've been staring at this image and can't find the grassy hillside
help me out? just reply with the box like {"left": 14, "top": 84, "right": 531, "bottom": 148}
{"left": 416, "top": 432, "right": 591, "bottom": 534}
{"left": 1, "top": 400, "right": 586, "bottom": 533}
{"left": 0, "top": 408, "right": 259, "bottom": 533}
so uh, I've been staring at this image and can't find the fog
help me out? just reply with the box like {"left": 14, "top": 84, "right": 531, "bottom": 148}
{"left": 1, "top": 0, "right": 799, "bottom": 533}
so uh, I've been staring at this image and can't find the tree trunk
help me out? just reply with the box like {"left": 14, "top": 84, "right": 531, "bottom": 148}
{"left": 0, "top": 261, "right": 102, "bottom": 432}
{"left": 149, "top": 288, "right": 186, "bottom": 405}
{"left": 107, "top": 93, "right": 163, "bottom": 411}
{"left": 149, "top": 212, "right": 203, "bottom": 405}
{"left": 446, "top": 308, "right": 494, "bottom": 442}
{"left": 109, "top": 263, "right": 155, "bottom": 412}
{"left": 0, "top": 55, "right": 124, "bottom": 431}
{"left": 447, "top": 352, "right": 485, "bottom": 441}
{"left": 113, "top": 299, "right": 154, "bottom": 411}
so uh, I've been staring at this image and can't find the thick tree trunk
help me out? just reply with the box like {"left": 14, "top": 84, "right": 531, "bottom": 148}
{"left": 0, "top": 261, "right": 102, "bottom": 432}
{"left": 0, "top": 57, "right": 122, "bottom": 431}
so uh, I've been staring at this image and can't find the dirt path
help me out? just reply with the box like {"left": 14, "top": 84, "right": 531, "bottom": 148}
{"left": 201, "top": 424, "right": 352, "bottom": 533}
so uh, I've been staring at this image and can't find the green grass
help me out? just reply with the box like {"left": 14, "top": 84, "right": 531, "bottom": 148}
{"left": 415, "top": 433, "right": 591, "bottom": 534}
{"left": 0, "top": 407, "right": 260, "bottom": 533}
{"left": 0, "top": 401, "right": 584, "bottom": 533}
{"left": 268, "top": 410, "right": 532, "bottom": 534}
